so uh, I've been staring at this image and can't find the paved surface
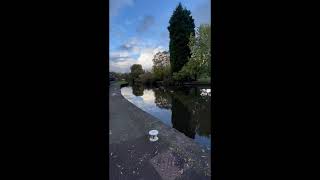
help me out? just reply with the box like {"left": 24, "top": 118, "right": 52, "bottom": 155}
{"left": 109, "top": 82, "right": 211, "bottom": 180}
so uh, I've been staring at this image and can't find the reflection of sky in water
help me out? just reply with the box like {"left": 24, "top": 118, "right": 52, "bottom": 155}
{"left": 121, "top": 87, "right": 172, "bottom": 126}
{"left": 195, "top": 134, "right": 211, "bottom": 150}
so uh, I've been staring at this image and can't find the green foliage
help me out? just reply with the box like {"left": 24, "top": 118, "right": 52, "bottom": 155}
{"left": 152, "top": 51, "right": 171, "bottom": 84}
{"left": 130, "top": 64, "right": 144, "bottom": 82}
{"left": 138, "top": 71, "right": 155, "bottom": 85}
{"left": 168, "top": 3, "right": 195, "bottom": 74}
{"left": 122, "top": 73, "right": 130, "bottom": 82}
{"left": 197, "top": 77, "right": 211, "bottom": 83}
{"left": 172, "top": 67, "right": 189, "bottom": 81}
{"left": 153, "top": 65, "right": 171, "bottom": 81}
{"left": 174, "top": 24, "right": 211, "bottom": 81}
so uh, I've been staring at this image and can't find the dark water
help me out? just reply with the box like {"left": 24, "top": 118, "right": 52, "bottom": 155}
{"left": 121, "top": 84, "right": 212, "bottom": 149}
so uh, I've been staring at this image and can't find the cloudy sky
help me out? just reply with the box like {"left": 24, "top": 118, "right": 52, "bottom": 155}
{"left": 110, "top": 0, "right": 211, "bottom": 73}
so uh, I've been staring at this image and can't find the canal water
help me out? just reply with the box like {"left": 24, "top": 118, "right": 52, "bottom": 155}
{"left": 121, "top": 84, "right": 212, "bottom": 149}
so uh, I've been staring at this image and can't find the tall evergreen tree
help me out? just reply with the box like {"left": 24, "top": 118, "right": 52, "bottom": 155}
{"left": 168, "top": 3, "right": 195, "bottom": 74}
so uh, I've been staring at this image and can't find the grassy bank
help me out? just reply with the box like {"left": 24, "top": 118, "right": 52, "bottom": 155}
{"left": 116, "top": 80, "right": 128, "bottom": 86}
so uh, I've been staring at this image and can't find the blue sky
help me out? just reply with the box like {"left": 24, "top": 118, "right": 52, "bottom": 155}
{"left": 110, "top": 0, "right": 211, "bottom": 73}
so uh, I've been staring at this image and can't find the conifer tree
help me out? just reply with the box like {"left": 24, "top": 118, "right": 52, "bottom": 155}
{"left": 168, "top": 3, "right": 195, "bottom": 74}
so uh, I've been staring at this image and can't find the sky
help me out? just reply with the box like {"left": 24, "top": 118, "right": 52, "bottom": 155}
{"left": 109, "top": 0, "right": 211, "bottom": 73}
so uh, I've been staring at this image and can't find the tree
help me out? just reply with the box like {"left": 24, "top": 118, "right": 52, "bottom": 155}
{"left": 138, "top": 71, "right": 154, "bottom": 85}
{"left": 173, "top": 24, "right": 211, "bottom": 81}
{"left": 189, "top": 24, "right": 211, "bottom": 79}
{"left": 130, "top": 64, "right": 144, "bottom": 83}
{"left": 168, "top": 3, "right": 195, "bottom": 74}
{"left": 152, "top": 51, "right": 170, "bottom": 80}
{"left": 123, "top": 73, "right": 130, "bottom": 82}
{"left": 152, "top": 51, "right": 170, "bottom": 68}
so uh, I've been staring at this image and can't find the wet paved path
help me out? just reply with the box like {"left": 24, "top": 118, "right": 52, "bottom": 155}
{"left": 109, "top": 82, "right": 211, "bottom": 180}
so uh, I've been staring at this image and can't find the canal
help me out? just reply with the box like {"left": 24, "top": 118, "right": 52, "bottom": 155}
{"left": 121, "top": 84, "right": 212, "bottom": 149}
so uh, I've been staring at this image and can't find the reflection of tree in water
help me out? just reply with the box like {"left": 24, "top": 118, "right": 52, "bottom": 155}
{"left": 153, "top": 88, "right": 172, "bottom": 109}
{"left": 171, "top": 87, "right": 211, "bottom": 138}
{"left": 129, "top": 84, "right": 211, "bottom": 139}
{"left": 171, "top": 96, "right": 196, "bottom": 139}
{"left": 195, "top": 97, "right": 211, "bottom": 137}
{"left": 132, "top": 84, "right": 144, "bottom": 96}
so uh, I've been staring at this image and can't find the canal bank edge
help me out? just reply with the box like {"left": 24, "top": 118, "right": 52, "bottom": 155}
{"left": 110, "top": 81, "right": 211, "bottom": 179}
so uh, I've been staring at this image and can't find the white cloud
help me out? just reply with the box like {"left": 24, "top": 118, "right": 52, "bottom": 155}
{"left": 110, "top": 50, "right": 130, "bottom": 58}
{"left": 110, "top": 37, "right": 166, "bottom": 72}
{"left": 137, "top": 46, "right": 165, "bottom": 71}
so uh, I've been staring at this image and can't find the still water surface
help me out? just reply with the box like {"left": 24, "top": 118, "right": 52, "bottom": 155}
{"left": 121, "top": 84, "right": 212, "bottom": 149}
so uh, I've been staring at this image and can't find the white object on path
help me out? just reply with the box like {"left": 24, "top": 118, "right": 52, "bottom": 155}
{"left": 149, "top": 130, "right": 159, "bottom": 142}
